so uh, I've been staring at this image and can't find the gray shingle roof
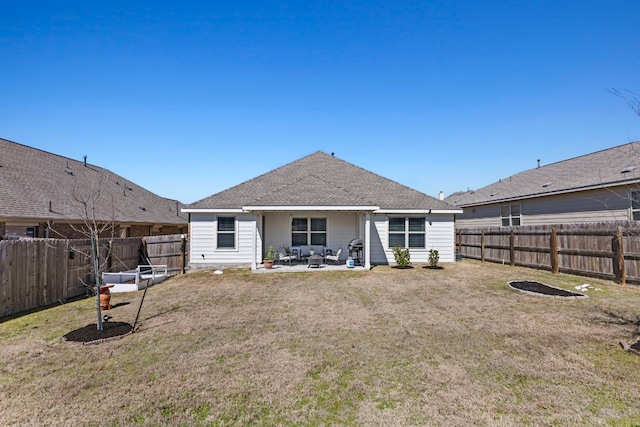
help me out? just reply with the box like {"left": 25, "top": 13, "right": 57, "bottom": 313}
{"left": 446, "top": 141, "right": 640, "bottom": 207}
{"left": 187, "top": 151, "right": 455, "bottom": 211}
{"left": 0, "top": 138, "right": 187, "bottom": 225}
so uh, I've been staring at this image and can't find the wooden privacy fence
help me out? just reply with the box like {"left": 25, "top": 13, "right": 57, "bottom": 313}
{"left": 456, "top": 222, "right": 640, "bottom": 285}
{"left": 0, "top": 234, "right": 188, "bottom": 318}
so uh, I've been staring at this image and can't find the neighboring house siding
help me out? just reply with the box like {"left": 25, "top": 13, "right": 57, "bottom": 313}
{"left": 523, "top": 188, "right": 630, "bottom": 224}
{"left": 456, "top": 187, "right": 632, "bottom": 227}
{"left": 189, "top": 213, "right": 257, "bottom": 267}
{"left": 455, "top": 205, "right": 502, "bottom": 228}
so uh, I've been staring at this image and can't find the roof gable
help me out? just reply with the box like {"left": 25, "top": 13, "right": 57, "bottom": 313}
{"left": 447, "top": 141, "right": 640, "bottom": 207}
{"left": 187, "top": 151, "right": 454, "bottom": 211}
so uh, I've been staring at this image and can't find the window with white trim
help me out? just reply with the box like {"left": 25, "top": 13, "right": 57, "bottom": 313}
{"left": 292, "top": 217, "right": 327, "bottom": 246}
{"left": 388, "top": 217, "right": 425, "bottom": 248}
{"left": 500, "top": 204, "right": 521, "bottom": 226}
{"left": 217, "top": 216, "right": 236, "bottom": 249}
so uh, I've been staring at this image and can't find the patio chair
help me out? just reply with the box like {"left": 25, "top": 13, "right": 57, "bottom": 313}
{"left": 325, "top": 247, "right": 343, "bottom": 265}
{"left": 277, "top": 249, "right": 297, "bottom": 266}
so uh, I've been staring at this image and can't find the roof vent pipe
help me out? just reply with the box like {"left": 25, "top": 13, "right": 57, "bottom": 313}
{"left": 537, "top": 159, "right": 541, "bottom": 168}
{"left": 83, "top": 155, "right": 87, "bottom": 166}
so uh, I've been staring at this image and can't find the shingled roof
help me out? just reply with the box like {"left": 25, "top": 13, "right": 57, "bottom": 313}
{"left": 187, "top": 151, "right": 455, "bottom": 211}
{"left": 0, "top": 138, "right": 187, "bottom": 225}
{"left": 447, "top": 141, "right": 640, "bottom": 207}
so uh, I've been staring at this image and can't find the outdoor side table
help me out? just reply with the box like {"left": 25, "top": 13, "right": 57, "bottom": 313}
{"left": 307, "top": 254, "right": 323, "bottom": 268}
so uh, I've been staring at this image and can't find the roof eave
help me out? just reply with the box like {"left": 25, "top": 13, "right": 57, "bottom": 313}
{"left": 375, "top": 209, "right": 462, "bottom": 214}
{"left": 182, "top": 208, "right": 246, "bottom": 213}
{"left": 244, "top": 205, "right": 381, "bottom": 212}
{"left": 457, "top": 179, "right": 640, "bottom": 207}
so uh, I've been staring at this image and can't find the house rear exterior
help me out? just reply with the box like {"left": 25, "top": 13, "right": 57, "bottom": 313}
{"left": 447, "top": 141, "right": 640, "bottom": 227}
{"left": 183, "top": 152, "right": 461, "bottom": 269}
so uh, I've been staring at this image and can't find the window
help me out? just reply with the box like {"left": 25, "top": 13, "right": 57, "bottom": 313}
{"left": 26, "top": 226, "right": 38, "bottom": 238}
{"left": 501, "top": 204, "right": 521, "bottom": 226}
{"left": 388, "top": 217, "right": 425, "bottom": 248}
{"left": 631, "top": 191, "right": 640, "bottom": 220}
{"left": 217, "top": 216, "right": 235, "bottom": 249}
{"left": 292, "top": 217, "right": 326, "bottom": 246}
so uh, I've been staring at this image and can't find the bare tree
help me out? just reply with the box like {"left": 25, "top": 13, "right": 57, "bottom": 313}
{"left": 47, "top": 169, "right": 119, "bottom": 331}
{"left": 609, "top": 88, "right": 640, "bottom": 118}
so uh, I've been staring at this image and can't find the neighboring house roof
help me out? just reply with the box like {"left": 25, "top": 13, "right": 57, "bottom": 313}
{"left": 446, "top": 141, "right": 640, "bottom": 208}
{"left": 186, "top": 151, "right": 456, "bottom": 212}
{"left": 0, "top": 138, "right": 187, "bottom": 225}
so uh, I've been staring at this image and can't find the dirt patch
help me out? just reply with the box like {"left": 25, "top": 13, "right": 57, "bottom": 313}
{"left": 508, "top": 280, "right": 587, "bottom": 298}
{"left": 62, "top": 321, "right": 133, "bottom": 344}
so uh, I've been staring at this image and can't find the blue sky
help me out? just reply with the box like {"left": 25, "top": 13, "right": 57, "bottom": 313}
{"left": 2, "top": 1, "right": 639, "bottom": 204}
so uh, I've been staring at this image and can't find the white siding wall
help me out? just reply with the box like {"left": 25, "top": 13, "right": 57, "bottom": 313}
{"left": 370, "top": 213, "right": 457, "bottom": 264}
{"left": 189, "top": 213, "right": 257, "bottom": 268}
{"left": 455, "top": 187, "right": 633, "bottom": 228}
{"left": 428, "top": 215, "right": 457, "bottom": 262}
{"left": 190, "top": 211, "right": 457, "bottom": 268}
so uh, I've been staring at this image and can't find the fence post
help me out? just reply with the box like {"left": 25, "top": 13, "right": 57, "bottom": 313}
{"left": 550, "top": 227, "right": 559, "bottom": 275}
{"left": 481, "top": 230, "right": 485, "bottom": 262}
{"left": 107, "top": 239, "right": 113, "bottom": 272}
{"left": 180, "top": 234, "right": 186, "bottom": 274}
{"left": 509, "top": 229, "right": 515, "bottom": 266}
{"left": 615, "top": 226, "right": 626, "bottom": 285}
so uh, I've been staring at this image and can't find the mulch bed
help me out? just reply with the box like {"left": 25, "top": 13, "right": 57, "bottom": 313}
{"left": 508, "top": 280, "right": 587, "bottom": 298}
{"left": 620, "top": 338, "right": 640, "bottom": 356}
{"left": 63, "top": 322, "right": 134, "bottom": 345}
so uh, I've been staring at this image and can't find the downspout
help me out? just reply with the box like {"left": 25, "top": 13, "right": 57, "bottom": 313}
{"left": 364, "top": 212, "right": 371, "bottom": 269}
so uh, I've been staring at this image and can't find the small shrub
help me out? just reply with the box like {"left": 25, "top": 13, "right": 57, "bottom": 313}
{"left": 393, "top": 245, "right": 411, "bottom": 267}
{"left": 428, "top": 249, "right": 439, "bottom": 268}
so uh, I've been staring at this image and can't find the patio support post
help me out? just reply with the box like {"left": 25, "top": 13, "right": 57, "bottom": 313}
{"left": 364, "top": 212, "right": 371, "bottom": 269}
{"left": 251, "top": 213, "right": 257, "bottom": 271}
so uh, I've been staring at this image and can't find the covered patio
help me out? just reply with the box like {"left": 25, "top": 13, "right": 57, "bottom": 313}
{"left": 254, "top": 261, "right": 369, "bottom": 273}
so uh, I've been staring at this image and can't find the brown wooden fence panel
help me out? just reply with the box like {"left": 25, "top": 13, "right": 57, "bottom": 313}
{"left": 457, "top": 222, "right": 640, "bottom": 285}
{"left": 622, "top": 229, "right": 640, "bottom": 282}
{"left": 484, "top": 230, "right": 510, "bottom": 264}
{"left": 1, "top": 234, "right": 188, "bottom": 318}
{"left": 66, "top": 238, "right": 94, "bottom": 298}
{"left": 109, "top": 238, "right": 142, "bottom": 273}
{"left": 143, "top": 234, "right": 187, "bottom": 275}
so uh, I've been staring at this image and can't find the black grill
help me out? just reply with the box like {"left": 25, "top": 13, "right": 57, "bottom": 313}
{"left": 348, "top": 238, "right": 363, "bottom": 265}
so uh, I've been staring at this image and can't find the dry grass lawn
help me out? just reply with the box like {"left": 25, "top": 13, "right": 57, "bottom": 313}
{"left": 1, "top": 260, "right": 640, "bottom": 426}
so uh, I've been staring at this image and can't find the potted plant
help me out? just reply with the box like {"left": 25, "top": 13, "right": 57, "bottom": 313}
{"left": 263, "top": 246, "right": 276, "bottom": 269}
